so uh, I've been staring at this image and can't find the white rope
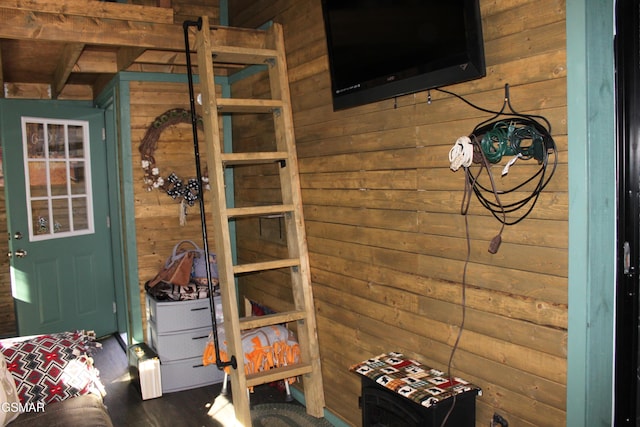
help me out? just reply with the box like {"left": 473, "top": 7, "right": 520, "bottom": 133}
{"left": 449, "top": 136, "right": 474, "bottom": 171}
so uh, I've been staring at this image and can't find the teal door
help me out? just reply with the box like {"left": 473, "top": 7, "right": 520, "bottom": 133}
{"left": 0, "top": 100, "right": 117, "bottom": 337}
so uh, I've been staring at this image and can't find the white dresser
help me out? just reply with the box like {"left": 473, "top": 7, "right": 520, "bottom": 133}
{"left": 146, "top": 295, "right": 225, "bottom": 393}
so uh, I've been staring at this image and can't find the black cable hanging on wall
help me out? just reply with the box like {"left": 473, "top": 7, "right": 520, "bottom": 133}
{"left": 444, "top": 84, "right": 558, "bottom": 254}
{"left": 437, "top": 84, "right": 556, "bottom": 427}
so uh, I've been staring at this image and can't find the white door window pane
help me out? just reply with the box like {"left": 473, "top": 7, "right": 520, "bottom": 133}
{"left": 21, "top": 117, "right": 95, "bottom": 240}
{"left": 72, "top": 197, "right": 89, "bottom": 231}
{"left": 49, "top": 161, "right": 69, "bottom": 196}
{"left": 70, "top": 161, "right": 86, "bottom": 195}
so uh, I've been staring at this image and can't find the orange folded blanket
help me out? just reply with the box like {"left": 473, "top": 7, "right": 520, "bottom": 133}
{"left": 203, "top": 324, "right": 300, "bottom": 384}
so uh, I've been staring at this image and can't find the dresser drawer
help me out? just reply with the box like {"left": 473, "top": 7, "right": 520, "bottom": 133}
{"left": 160, "top": 356, "right": 224, "bottom": 393}
{"left": 147, "top": 296, "right": 219, "bottom": 333}
{"left": 149, "top": 322, "right": 211, "bottom": 362}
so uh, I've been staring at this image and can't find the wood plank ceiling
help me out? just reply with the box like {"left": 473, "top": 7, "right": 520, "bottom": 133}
{"left": 0, "top": 0, "right": 261, "bottom": 100}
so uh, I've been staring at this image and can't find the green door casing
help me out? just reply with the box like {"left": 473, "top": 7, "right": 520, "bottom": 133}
{"left": 0, "top": 99, "right": 117, "bottom": 337}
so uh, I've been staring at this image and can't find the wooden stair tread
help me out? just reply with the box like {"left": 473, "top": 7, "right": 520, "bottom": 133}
{"left": 211, "top": 45, "right": 277, "bottom": 65}
{"left": 233, "top": 258, "right": 299, "bottom": 274}
{"left": 246, "top": 363, "right": 313, "bottom": 388}
{"left": 217, "top": 98, "right": 282, "bottom": 113}
{"left": 227, "top": 204, "right": 293, "bottom": 218}
{"left": 239, "top": 310, "right": 306, "bottom": 330}
{"left": 221, "top": 151, "right": 288, "bottom": 165}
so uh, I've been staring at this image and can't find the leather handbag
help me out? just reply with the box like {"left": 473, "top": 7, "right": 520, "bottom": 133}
{"left": 147, "top": 241, "right": 197, "bottom": 288}
{"left": 187, "top": 241, "right": 218, "bottom": 284}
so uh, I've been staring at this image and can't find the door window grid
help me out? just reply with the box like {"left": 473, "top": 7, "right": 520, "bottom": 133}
{"left": 21, "top": 117, "right": 95, "bottom": 241}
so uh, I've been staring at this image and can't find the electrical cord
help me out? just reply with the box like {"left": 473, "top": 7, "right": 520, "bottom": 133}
{"left": 479, "top": 120, "right": 547, "bottom": 163}
{"left": 438, "top": 84, "right": 555, "bottom": 425}
{"left": 449, "top": 136, "right": 474, "bottom": 171}
{"left": 440, "top": 157, "right": 476, "bottom": 427}
{"left": 468, "top": 135, "right": 556, "bottom": 226}
{"left": 439, "top": 85, "right": 558, "bottom": 227}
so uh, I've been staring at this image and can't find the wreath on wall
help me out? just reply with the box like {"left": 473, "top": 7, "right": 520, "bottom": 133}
{"left": 138, "top": 108, "right": 210, "bottom": 208}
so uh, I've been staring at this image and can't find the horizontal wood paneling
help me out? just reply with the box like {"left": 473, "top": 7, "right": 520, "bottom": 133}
{"left": 230, "top": 0, "right": 568, "bottom": 426}
{"left": 127, "top": 80, "right": 219, "bottom": 338}
{"left": 0, "top": 3, "right": 572, "bottom": 424}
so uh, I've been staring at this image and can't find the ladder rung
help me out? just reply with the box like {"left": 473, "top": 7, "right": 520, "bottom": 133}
{"left": 227, "top": 204, "right": 293, "bottom": 218}
{"left": 221, "top": 152, "right": 288, "bottom": 165}
{"left": 212, "top": 46, "right": 277, "bottom": 65}
{"left": 217, "top": 98, "right": 282, "bottom": 113}
{"left": 246, "top": 363, "right": 313, "bottom": 388}
{"left": 239, "top": 310, "right": 306, "bottom": 330}
{"left": 233, "top": 258, "right": 299, "bottom": 274}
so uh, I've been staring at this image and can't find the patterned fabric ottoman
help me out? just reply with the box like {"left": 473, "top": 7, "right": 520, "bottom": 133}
{"left": 351, "top": 352, "right": 481, "bottom": 426}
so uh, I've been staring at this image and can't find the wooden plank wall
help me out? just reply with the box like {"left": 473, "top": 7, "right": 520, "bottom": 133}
{"left": 128, "top": 80, "right": 219, "bottom": 337}
{"left": 171, "top": 0, "right": 219, "bottom": 25}
{"left": 228, "top": 0, "right": 567, "bottom": 426}
{"left": 123, "top": 3, "right": 221, "bottom": 338}
{"left": 129, "top": 0, "right": 219, "bottom": 24}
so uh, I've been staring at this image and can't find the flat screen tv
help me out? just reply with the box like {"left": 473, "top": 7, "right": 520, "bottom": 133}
{"left": 321, "top": 0, "right": 486, "bottom": 110}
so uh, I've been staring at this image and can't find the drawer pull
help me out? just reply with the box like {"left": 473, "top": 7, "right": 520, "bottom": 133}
{"left": 190, "top": 307, "right": 208, "bottom": 311}
{"left": 192, "top": 335, "right": 208, "bottom": 340}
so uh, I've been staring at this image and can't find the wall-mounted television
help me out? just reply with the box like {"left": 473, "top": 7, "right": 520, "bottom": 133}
{"left": 321, "top": 0, "right": 486, "bottom": 110}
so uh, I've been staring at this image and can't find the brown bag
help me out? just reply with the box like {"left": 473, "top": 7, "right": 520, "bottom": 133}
{"left": 147, "top": 246, "right": 195, "bottom": 288}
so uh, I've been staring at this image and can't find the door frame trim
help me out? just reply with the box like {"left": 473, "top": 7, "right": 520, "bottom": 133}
{"left": 96, "top": 78, "right": 143, "bottom": 345}
{"left": 613, "top": 0, "right": 640, "bottom": 424}
{"left": 566, "top": 0, "right": 616, "bottom": 426}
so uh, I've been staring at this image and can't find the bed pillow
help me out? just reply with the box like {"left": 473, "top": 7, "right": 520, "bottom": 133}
{"left": 0, "top": 331, "right": 105, "bottom": 407}
{"left": 0, "top": 351, "right": 20, "bottom": 426}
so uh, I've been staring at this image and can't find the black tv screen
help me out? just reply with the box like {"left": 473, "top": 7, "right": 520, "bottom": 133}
{"left": 321, "top": 0, "right": 486, "bottom": 110}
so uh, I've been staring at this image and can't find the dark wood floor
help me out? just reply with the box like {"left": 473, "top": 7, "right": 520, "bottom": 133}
{"left": 93, "top": 335, "right": 292, "bottom": 426}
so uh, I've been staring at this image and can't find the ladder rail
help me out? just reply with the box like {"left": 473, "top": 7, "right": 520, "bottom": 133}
{"left": 195, "top": 16, "right": 252, "bottom": 427}
{"left": 266, "top": 22, "right": 325, "bottom": 417}
{"left": 194, "top": 16, "right": 325, "bottom": 425}
{"left": 182, "top": 18, "right": 235, "bottom": 373}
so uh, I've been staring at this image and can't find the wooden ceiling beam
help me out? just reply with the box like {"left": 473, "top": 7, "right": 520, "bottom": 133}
{"left": 76, "top": 49, "right": 119, "bottom": 73}
{"left": 4, "top": 82, "right": 51, "bottom": 99}
{"left": 0, "top": 8, "right": 183, "bottom": 50}
{"left": 133, "top": 50, "right": 244, "bottom": 71}
{"left": 0, "top": 0, "right": 174, "bottom": 24}
{"left": 134, "top": 49, "right": 188, "bottom": 67}
{"left": 0, "top": 7, "right": 268, "bottom": 52}
{"left": 51, "top": 42, "right": 85, "bottom": 99}
{"left": 117, "top": 47, "right": 147, "bottom": 71}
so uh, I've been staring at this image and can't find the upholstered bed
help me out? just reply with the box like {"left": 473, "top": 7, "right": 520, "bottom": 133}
{"left": 0, "top": 331, "right": 112, "bottom": 426}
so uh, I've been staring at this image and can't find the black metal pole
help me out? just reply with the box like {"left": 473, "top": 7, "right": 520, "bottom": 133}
{"left": 182, "top": 18, "right": 236, "bottom": 371}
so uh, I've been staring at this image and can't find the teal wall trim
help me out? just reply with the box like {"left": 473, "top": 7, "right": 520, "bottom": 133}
{"left": 219, "top": 0, "right": 228, "bottom": 26}
{"left": 114, "top": 77, "right": 144, "bottom": 344}
{"left": 96, "top": 74, "right": 145, "bottom": 345}
{"left": 219, "top": 76, "right": 238, "bottom": 268}
{"left": 118, "top": 78, "right": 145, "bottom": 344}
{"left": 118, "top": 71, "right": 196, "bottom": 84}
{"left": 566, "top": 0, "right": 616, "bottom": 426}
{"left": 95, "top": 86, "right": 130, "bottom": 339}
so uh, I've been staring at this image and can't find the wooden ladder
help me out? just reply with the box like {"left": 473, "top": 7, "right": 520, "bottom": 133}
{"left": 194, "top": 16, "right": 325, "bottom": 426}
